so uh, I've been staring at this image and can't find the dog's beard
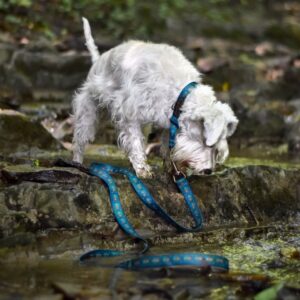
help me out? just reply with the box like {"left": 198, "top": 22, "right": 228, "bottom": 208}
{"left": 215, "top": 139, "right": 229, "bottom": 164}
{"left": 171, "top": 133, "right": 216, "bottom": 175}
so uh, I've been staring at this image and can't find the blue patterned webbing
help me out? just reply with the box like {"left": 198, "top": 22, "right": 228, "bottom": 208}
{"left": 169, "top": 81, "right": 198, "bottom": 149}
{"left": 79, "top": 163, "right": 228, "bottom": 272}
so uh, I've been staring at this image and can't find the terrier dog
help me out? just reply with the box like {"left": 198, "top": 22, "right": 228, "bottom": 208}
{"left": 72, "top": 18, "right": 238, "bottom": 178}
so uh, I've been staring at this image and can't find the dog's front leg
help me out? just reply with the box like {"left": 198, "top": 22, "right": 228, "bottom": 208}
{"left": 118, "top": 123, "right": 153, "bottom": 178}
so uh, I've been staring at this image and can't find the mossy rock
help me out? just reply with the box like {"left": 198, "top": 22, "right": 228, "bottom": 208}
{"left": 0, "top": 162, "right": 299, "bottom": 246}
{"left": 0, "top": 110, "right": 62, "bottom": 155}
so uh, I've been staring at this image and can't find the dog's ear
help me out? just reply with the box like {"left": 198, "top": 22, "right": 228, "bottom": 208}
{"left": 203, "top": 114, "right": 225, "bottom": 147}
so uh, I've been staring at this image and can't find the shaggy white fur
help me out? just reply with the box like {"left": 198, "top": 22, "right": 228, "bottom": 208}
{"left": 72, "top": 18, "right": 239, "bottom": 177}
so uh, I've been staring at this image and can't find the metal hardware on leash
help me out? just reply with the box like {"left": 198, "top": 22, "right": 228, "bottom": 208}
{"left": 171, "top": 158, "right": 186, "bottom": 182}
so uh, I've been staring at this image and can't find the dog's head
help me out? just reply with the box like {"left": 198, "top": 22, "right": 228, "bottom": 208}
{"left": 171, "top": 84, "right": 238, "bottom": 175}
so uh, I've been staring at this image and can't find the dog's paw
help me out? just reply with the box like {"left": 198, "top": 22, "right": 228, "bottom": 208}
{"left": 136, "top": 166, "right": 154, "bottom": 179}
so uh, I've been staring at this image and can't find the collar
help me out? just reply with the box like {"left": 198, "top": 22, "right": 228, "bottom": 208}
{"left": 169, "top": 81, "right": 198, "bottom": 149}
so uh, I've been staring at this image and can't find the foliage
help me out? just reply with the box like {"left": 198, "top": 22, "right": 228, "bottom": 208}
{"left": 69, "top": 0, "right": 186, "bottom": 39}
{"left": 0, "top": 0, "right": 185, "bottom": 40}
{"left": 0, "top": 0, "right": 269, "bottom": 41}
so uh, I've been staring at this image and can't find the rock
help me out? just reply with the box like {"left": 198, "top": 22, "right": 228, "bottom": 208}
{"left": 52, "top": 281, "right": 112, "bottom": 299}
{"left": 232, "top": 104, "right": 286, "bottom": 143}
{"left": 0, "top": 43, "right": 14, "bottom": 65}
{"left": 255, "top": 283, "right": 300, "bottom": 300}
{"left": 271, "top": 67, "right": 300, "bottom": 101}
{"left": 287, "top": 121, "right": 300, "bottom": 154}
{"left": 0, "top": 109, "right": 62, "bottom": 156}
{"left": 0, "top": 161, "right": 299, "bottom": 248}
{"left": 1, "top": 168, "right": 82, "bottom": 185}
{"left": 266, "top": 22, "right": 300, "bottom": 49}
{"left": 280, "top": 247, "right": 300, "bottom": 260}
{"left": 229, "top": 90, "right": 299, "bottom": 147}
{"left": 20, "top": 102, "right": 71, "bottom": 121}
{"left": 23, "top": 38, "right": 57, "bottom": 53}
{"left": 12, "top": 49, "right": 91, "bottom": 101}
{"left": 0, "top": 65, "right": 32, "bottom": 108}
{"left": 203, "top": 62, "right": 256, "bottom": 92}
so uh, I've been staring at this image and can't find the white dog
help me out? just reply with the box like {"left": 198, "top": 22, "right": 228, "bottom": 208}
{"left": 72, "top": 18, "right": 238, "bottom": 178}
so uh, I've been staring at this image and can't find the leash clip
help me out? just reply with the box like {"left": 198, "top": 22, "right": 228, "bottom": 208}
{"left": 171, "top": 159, "right": 186, "bottom": 182}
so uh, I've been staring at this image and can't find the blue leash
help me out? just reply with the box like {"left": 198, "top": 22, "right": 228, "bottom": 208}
{"left": 80, "top": 82, "right": 229, "bottom": 272}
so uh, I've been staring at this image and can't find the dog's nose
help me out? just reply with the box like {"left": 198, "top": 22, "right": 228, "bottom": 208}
{"left": 203, "top": 169, "right": 212, "bottom": 175}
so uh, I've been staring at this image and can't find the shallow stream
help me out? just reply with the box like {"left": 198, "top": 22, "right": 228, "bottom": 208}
{"left": 0, "top": 149, "right": 300, "bottom": 299}
{"left": 0, "top": 225, "right": 299, "bottom": 299}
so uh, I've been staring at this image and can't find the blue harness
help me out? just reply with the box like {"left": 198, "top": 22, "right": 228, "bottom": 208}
{"left": 80, "top": 82, "right": 229, "bottom": 272}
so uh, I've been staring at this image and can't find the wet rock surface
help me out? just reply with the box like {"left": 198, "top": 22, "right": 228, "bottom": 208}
{"left": 0, "top": 158, "right": 299, "bottom": 249}
{"left": 0, "top": 225, "right": 299, "bottom": 300}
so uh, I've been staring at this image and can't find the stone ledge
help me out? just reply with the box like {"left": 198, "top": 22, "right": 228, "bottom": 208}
{"left": 0, "top": 163, "right": 299, "bottom": 244}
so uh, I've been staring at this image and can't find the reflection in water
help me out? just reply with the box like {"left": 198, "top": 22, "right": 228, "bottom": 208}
{"left": 0, "top": 228, "right": 299, "bottom": 299}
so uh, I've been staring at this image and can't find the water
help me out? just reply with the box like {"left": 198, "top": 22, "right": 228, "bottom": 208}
{"left": 0, "top": 226, "right": 299, "bottom": 299}
{"left": 1, "top": 146, "right": 300, "bottom": 299}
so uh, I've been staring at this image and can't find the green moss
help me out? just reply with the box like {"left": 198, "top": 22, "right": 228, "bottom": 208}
{"left": 222, "top": 236, "right": 300, "bottom": 286}
{"left": 226, "top": 157, "right": 300, "bottom": 170}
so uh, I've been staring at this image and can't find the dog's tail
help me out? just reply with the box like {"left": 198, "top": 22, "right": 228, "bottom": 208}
{"left": 82, "top": 17, "right": 100, "bottom": 64}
